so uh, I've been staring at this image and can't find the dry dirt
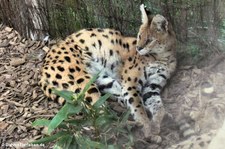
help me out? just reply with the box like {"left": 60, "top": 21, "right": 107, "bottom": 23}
{"left": 0, "top": 25, "right": 225, "bottom": 149}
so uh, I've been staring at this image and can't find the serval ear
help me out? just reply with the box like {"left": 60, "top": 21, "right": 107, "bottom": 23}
{"left": 140, "top": 4, "right": 152, "bottom": 25}
{"left": 162, "top": 19, "right": 169, "bottom": 32}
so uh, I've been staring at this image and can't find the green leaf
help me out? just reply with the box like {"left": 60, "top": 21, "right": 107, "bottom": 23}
{"left": 93, "top": 93, "right": 111, "bottom": 109}
{"left": 76, "top": 136, "right": 105, "bottom": 149}
{"left": 31, "top": 131, "right": 70, "bottom": 144}
{"left": 95, "top": 114, "right": 115, "bottom": 128}
{"left": 85, "top": 138, "right": 105, "bottom": 149}
{"left": 66, "top": 119, "right": 92, "bottom": 127}
{"left": 78, "top": 73, "right": 100, "bottom": 99}
{"left": 107, "top": 145, "right": 119, "bottom": 149}
{"left": 48, "top": 103, "right": 83, "bottom": 134}
{"left": 32, "top": 119, "right": 50, "bottom": 127}
{"left": 119, "top": 110, "right": 131, "bottom": 124}
{"left": 54, "top": 135, "right": 73, "bottom": 149}
{"left": 52, "top": 89, "right": 75, "bottom": 103}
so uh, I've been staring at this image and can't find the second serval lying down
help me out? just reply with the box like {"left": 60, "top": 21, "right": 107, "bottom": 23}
{"left": 39, "top": 4, "right": 176, "bottom": 141}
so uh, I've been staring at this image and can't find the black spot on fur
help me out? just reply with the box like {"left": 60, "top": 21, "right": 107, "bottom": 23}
{"left": 111, "top": 39, "right": 114, "bottom": 44}
{"left": 159, "top": 74, "right": 167, "bottom": 79}
{"left": 123, "top": 92, "right": 128, "bottom": 96}
{"left": 115, "top": 31, "right": 120, "bottom": 35}
{"left": 79, "top": 39, "right": 85, "bottom": 44}
{"left": 86, "top": 28, "right": 93, "bottom": 31}
{"left": 62, "top": 83, "right": 69, "bottom": 89}
{"left": 127, "top": 87, "right": 132, "bottom": 91}
{"left": 88, "top": 87, "right": 99, "bottom": 94}
{"left": 103, "top": 75, "right": 108, "bottom": 78}
{"left": 52, "top": 81, "right": 59, "bottom": 86}
{"left": 133, "top": 93, "right": 138, "bottom": 97}
{"left": 102, "top": 34, "right": 109, "bottom": 38}
{"left": 56, "top": 74, "right": 62, "bottom": 79}
{"left": 98, "top": 82, "right": 114, "bottom": 91}
{"left": 109, "top": 31, "right": 114, "bottom": 35}
{"left": 86, "top": 96, "right": 93, "bottom": 103}
{"left": 128, "top": 57, "right": 132, "bottom": 61}
{"left": 134, "top": 77, "right": 138, "bottom": 82}
{"left": 150, "top": 83, "right": 162, "bottom": 90}
{"left": 109, "top": 49, "right": 113, "bottom": 56}
{"left": 57, "top": 51, "right": 61, "bottom": 54}
{"left": 69, "top": 68, "right": 75, "bottom": 73}
{"left": 126, "top": 43, "right": 130, "bottom": 49}
{"left": 75, "top": 88, "right": 81, "bottom": 94}
{"left": 64, "top": 56, "right": 71, "bottom": 62}
{"left": 132, "top": 40, "right": 137, "bottom": 45}
{"left": 143, "top": 92, "right": 160, "bottom": 103}
{"left": 69, "top": 47, "right": 74, "bottom": 52}
{"left": 48, "top": 88, "right": 52, "bottom": 94}
{"left": 51, "top": 66, "right": 55, "bottom": 71}
{"left": 52, "top": 60, "right": 57, "bottom": 64}
{"left": 61, "top": 47, "right": 66, "bottom": 50}
{"left": 76, "top": 66, "right": 81, "bottom": 72}
{"left": 77, "top": 78, "right": 84, "bottom": 84}
{"left": 85, "top": 75, "right": 90, "bottom": 79}
{"left": 129, "top": 97, "right": 134, "bottom": 104}
{"left": 68, "top": 81, "right": 74, "bottom": 85}
{"left": 90, "top": 33, "right": 96, "bottom": 37}
{"left": 86, "top": 52, "right": 92, "bottom": 57}
{"left": 97, "top": 28, "right": 104, "bottom": 32}
{"left": 98, "top": 40, "right": 102, "bottom": 49}
{"left": 76, "top": 33, "right": 82, "bottom": 37}
{"left": 119, "top": 39, "right": 122, "bottom": 45}
{"left": 45, "top": 72, "right": 51, "bottom": 78}
{"left": 43, "top": 85, "right": 47, "bottom": 91}
{"left": 68, "top": 74, "right": 74, "bottom": 80}
{"left": 57, "top": 66, "right": 65, "bottom": 72}
{"left": 74, "top": 45, "right": 79, "bottom": 50}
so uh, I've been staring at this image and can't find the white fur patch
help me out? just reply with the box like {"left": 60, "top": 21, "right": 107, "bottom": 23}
{"left": 140, "top": 4, "right": 148, "bottom": 24}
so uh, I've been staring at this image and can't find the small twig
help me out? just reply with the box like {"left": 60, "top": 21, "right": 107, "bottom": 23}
{"left": 4, "top": 98, "right": 25, "bottom": 107}
{"left": 24, "top": 114, "right": 54, "bottom": 123}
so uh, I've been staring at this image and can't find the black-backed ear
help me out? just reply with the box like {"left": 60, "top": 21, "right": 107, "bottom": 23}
{"left": 161, "top": 19, "right": 169, "bottom": 32}
{"left": 140, "top": 4, "right": 153, "bottom": 25}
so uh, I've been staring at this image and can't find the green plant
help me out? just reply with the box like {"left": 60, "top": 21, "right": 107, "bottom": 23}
{"left": 31, "top": 75, "right": 133, "bottom": 149}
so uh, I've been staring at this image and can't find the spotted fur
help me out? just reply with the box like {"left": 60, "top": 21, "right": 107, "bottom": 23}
{"left": 39, "top": 4, "right": 176, "bottom": 141}
{"left": 39, "top": 28, "right": 137, "bottom": 104}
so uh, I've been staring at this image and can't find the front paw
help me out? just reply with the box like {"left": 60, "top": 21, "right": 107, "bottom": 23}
{"left": 151, "top": 122, "right": 161, "bottom": 135}
{"left": 145, "top": 135, "right": 162, "bottom": 144}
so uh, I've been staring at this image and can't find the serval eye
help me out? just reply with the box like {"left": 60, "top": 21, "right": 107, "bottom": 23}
{"left": 144, "top": 39, "right": 151, "bottom": 45}
{"left": 138, "top": 35, "right": 141, "bottom": 39}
